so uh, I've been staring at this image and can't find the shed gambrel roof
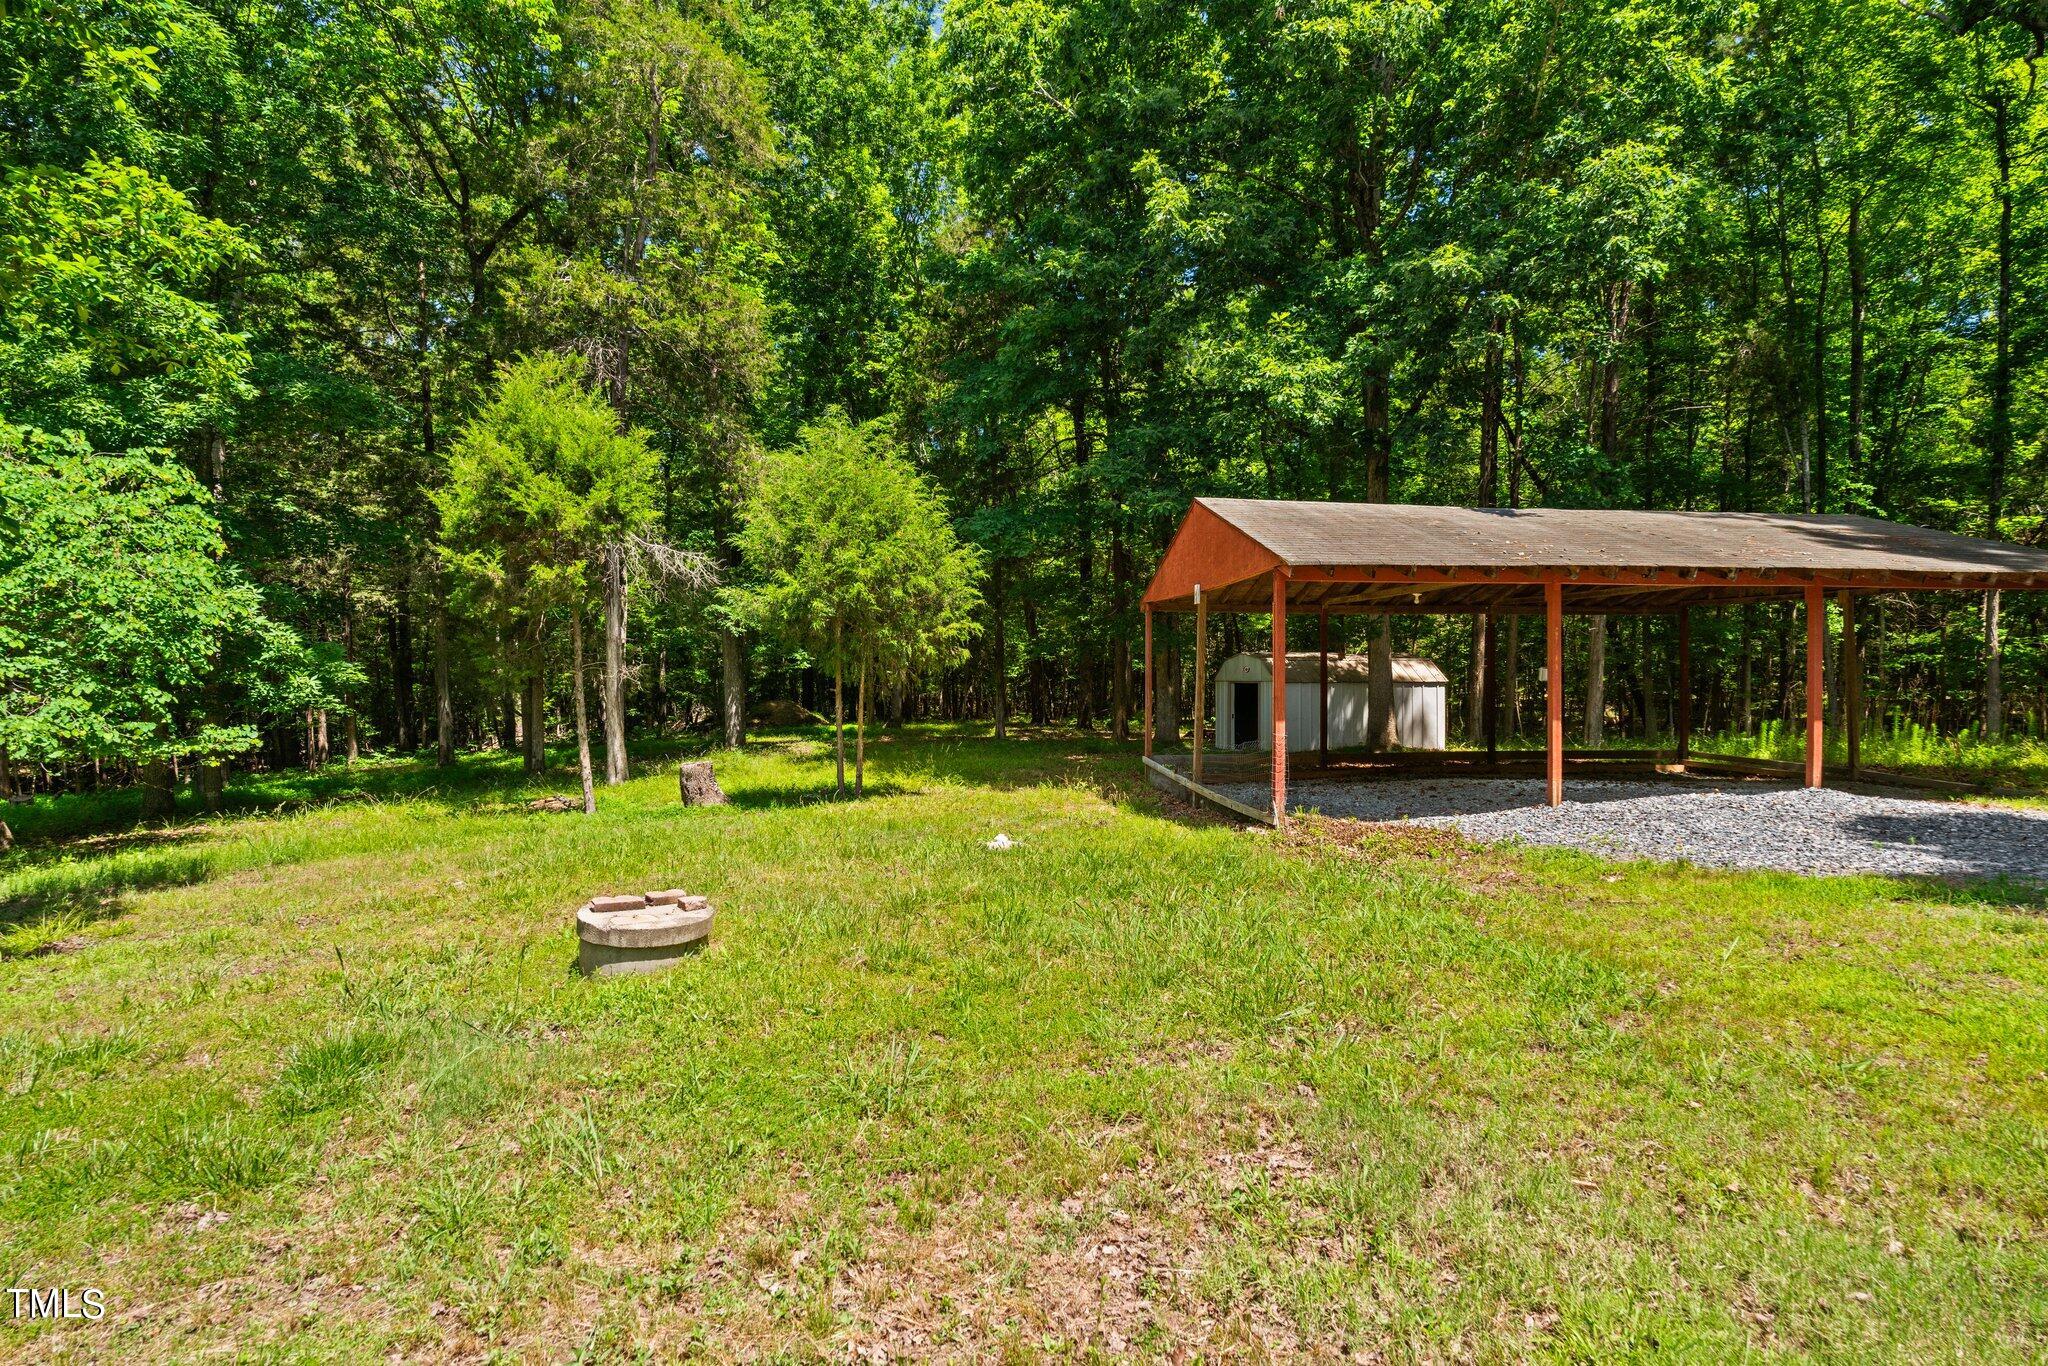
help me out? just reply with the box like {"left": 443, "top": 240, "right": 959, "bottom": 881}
{"left": 1216, "top": 651, "right": 1449, "bottom": 685}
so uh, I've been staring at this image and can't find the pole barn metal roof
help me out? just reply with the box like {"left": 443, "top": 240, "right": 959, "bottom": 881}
{"left": 1143, "top": 498, "right": 2048, "bottom": 615}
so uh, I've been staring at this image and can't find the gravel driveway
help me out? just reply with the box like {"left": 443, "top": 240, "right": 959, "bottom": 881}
{"left": 1211, "top": 775, "right": 2048, "bottom": 881}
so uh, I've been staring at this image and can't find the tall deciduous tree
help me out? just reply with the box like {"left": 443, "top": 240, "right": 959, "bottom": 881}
{"left": 735, "top": 413, "right": 982, "bottom": 794}
{"left": 513, "top": 0, "right": 772, "bottom": 779}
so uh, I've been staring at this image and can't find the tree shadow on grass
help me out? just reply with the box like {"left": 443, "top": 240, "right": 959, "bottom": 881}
{"left": 0, "top": 730, "right": 1153, "bottom": 929}
{"left": 721, "top": 725, "right": 1149, "bottom": 810}
{"left": 721, "top": 780, "right": 916, "bottom": 810}
{"left": 1908, "top": 876, "right": 2048, "bottom": 913}
{"left": 0, "top": 827, "right": 219, "bottom": 953}
{"left": 1840, "top": 807, "right": 2048, "bottom": 903}
{"left": 0, "top": 749, "right": 627, "bottom": 947}
{"left": 4, "top": 739, "right": 726, "bottom": 849}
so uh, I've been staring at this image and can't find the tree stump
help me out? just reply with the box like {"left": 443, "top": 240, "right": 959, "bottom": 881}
{"left": 678, "top": 761, "right": 727, "bottom": 806}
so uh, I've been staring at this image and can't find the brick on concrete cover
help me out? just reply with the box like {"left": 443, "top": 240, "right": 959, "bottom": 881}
{"left": 589, "top": 893, "right": 648, "bottom": 913}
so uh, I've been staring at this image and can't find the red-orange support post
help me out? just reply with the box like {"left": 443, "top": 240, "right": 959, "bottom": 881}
{"left": 1142, "top": 606, "right": 1154, "bottom": 759}
{"left": 1271, "top": 569, "right": 1288, "bottom": 824}
{"left": 1193, "top": 591, "right": 1207, "bottom": 782}
{"left": 1805, "top": 583, "right": 1825, "bottom": 788}
{"left": 1545, "top": 580, "right": 1564, "bottom": 807}
{"left": 1318, "top": 611, "right": 1330, "bottom": 770}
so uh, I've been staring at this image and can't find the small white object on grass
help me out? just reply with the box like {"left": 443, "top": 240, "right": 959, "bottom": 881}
{"left": 985, "top": 833, "right": 1014, "bottom": 850}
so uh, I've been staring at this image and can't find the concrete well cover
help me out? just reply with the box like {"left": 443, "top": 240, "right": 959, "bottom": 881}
{"left": 577, "top": 904, "right": 713, "bottom": 949}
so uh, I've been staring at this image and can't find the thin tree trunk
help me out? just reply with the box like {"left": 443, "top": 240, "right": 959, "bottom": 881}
{"left": 571, "top": 612, "right": 596, "bottom": 815}
{"left": 856, "top": 654, "right": 868, "bottom": 795}
{"left": 1847, "top": 173, "right": 1867, "bottom": 502}
{"left": 389, "top": 602, "right": 416, "bottom": 751}
{"left": 1110, "top": 529, "right": 1134, "bottom": 740}
{"left": 1824, "top": 592, "right": 1839, "bottom": 726}
{"left": 833, "top": 620, "right": 846, "bottom": 796}
{"left": 1986, "top": 590, "right": 2004, "bottom": 739}
{"left": 139, "top": 757, "right": 175, "bottom": 823}
{"left": 342, "top": 608, "right": 360, "bottom": 766}
{"left": 1637, "top": 281, "right": 1659, "bottom": 507}
{"left": 1739, "top": 605, "right": 1754, "bottom": 732}
{"left": 1467, "top": 618, "right": 1486, "bottom": 741}
{"left": 1638, "top": 618, "right": 1657, "bottom": 743}
{"left": 1585, "top": 616, "right": 1607, "bottom": 746}
{"left": 434, "top": 594, "right": 454, "bottom": 767}
{"left": 720, "top": 629, "right": 746, "bottom": 748}
{"left": 1368, "top": 617, "right": 1396, "bottom": 750}
{"left": 1070, "top": 393, "right": 1097, "bottom": 730}
{"left": 1023, "top": 598, "right": 1047, "bottom": 725}
{"left": 1987, "top": 88, "right": 2015, "bottom": 542}
{"left": 602, "top": 544, "right": 628, "bottom": 783}
{"left": 991, "top": 568, "right": 1008, "bottom": 740}
{"left": 524, "top": 671, "right": 546, "bottom": 776}
{"left": 1152, "top": 641, "right": 1180, "bottom": 750}
{"left": 653, "top": 646, "right": 670, "bottom": 730}
{"left": 1779, "top": 611, "right": 1795, "bottom": 724}
{"left": 1807, "top": 144, "right": 1832, "bottom": 512}
{"left": 1503, "top": 615, "right": 1520, "bottom": 738}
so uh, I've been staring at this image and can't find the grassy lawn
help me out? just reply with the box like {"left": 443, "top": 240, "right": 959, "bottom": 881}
{"left": 1691, "top": 720, "right": 2048, "bottom": 798}
{"left": 2, "top": 728, "right": 2044, "bottom": 1361}
{"left": 1446, "top": 721, "right": 2048, "bottom": 799}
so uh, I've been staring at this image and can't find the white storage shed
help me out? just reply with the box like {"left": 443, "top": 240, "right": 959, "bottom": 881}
{"left": 1213, "top": 652, "right": 1448, "bottom": 753}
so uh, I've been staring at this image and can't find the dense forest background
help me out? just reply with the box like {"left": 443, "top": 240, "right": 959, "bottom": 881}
{"left": 8, "top": 0, "right": 2048, "bottom": 799}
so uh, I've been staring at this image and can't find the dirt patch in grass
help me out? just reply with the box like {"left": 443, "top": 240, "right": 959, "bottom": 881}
{"left": 1281, "top": 814, "right": 1528, "bottom": 893}
{"left": 672, "top": 1151, "right": 1353, "bottom": 1362}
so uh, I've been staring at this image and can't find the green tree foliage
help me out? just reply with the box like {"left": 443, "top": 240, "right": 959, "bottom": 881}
{"left": 436, "top": 354, "right": 658, "bottom": 809}
{"left": 0, "top": 155, "right": 250, "bottom": 450}
{"left": 735, "top": 413, "right": 982, "bottom": 792}
{"left": 0, "top": 0, "right": 342, "bottom": 816}
{"left": 508, "top": 0, "right": 775, "bottom": 768}
{"left": 744, "top": 0, "right": 954, "bottom": 438}
{"left": 11, "top": 0, "right": 2048, "bottom": 813}
{"left": 932, "top": 0, "right": 2048, "bottom": 742}
{"left": 0, "top": 433, "right": 252, "bottom": 764}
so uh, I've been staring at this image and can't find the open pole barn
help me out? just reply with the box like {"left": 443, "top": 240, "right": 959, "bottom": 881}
{"left": 1137, "top": 498, "right": 2048, "bottom": 827}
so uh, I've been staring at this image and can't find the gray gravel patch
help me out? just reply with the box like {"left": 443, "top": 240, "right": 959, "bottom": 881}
{"left": 1211, "top": 776, "right": 2048, "bottom": 881}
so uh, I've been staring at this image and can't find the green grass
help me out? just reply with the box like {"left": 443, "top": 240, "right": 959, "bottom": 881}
{"left": 1694, "top": 718, "right": 2048, "bottom": 793}
{"left": 1, "top": 727, "right": 2044, "bottom": 1360}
